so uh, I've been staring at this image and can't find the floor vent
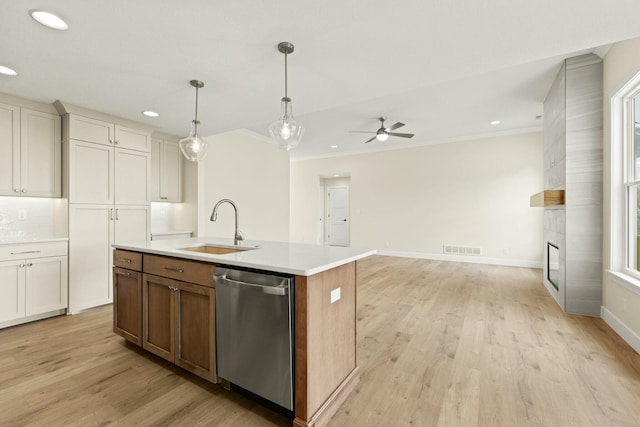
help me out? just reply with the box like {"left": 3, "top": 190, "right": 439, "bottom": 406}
{"left": 443, "top": 245, "right": 482, "bottom": 256}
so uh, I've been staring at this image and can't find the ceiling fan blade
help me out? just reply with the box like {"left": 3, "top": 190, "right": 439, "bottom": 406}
{"left": 387, "top": 132, "right": 414, "bottom": 138}
{"left": 364, "top": 136, "right": 377, "bottom": 143}
{"left": 349, "top": 131, "right": 376, "bottom": 134}
{"left": 386, "top": 122, "right": 405, "bottom": 131}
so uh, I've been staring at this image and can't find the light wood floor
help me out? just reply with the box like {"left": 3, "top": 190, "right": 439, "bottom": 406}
{"left": 2, "top": 256, "right": 640, "bottom": 426}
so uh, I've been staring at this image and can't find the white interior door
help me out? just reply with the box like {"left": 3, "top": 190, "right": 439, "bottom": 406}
{"left": 327, "top": 186, "right": 349, "bottom": 246}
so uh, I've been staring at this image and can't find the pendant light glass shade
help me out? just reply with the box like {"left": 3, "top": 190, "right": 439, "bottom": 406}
{"left": 269, "top": 97, "right": 304, "bottom": 151}
{"left": 270, "top": 42, "right": 304, "bottom": 150}
{"left": 179, "top": 120, "right": 208, "bottom": 162}
{"left": 179, "top": 80, "right": 208, "bottom": 162}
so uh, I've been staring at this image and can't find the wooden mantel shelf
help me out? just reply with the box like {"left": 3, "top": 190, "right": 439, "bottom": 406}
{"left": 530, "top": 190, "right": 565, "bottom": 207}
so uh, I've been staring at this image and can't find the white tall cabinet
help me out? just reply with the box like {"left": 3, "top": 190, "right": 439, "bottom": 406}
{"left": 56, "top": 102, "right": 153, "bottom": 313}
{"left": 0, "top": 102, "right": 61, "bottom": 197}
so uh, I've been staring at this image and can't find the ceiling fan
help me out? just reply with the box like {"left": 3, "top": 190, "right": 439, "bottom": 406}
{"left": 349, "top": 116, "right": 415, "bottom": 143}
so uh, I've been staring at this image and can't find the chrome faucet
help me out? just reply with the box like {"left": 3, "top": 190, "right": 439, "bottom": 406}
{"left": 210, "top": 199, "right": 245, "bottom": 245}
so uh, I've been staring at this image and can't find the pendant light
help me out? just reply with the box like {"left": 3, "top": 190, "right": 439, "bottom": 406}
{"left": 269, "top": 42, "right": 304, "bottom": 151}
{"left": 179, "top": 80, "right": 208, "bottom": 162}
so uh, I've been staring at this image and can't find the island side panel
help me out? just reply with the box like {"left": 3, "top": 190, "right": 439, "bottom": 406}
{"left": 294, "top": 261, "right": 357, "bottom": 426}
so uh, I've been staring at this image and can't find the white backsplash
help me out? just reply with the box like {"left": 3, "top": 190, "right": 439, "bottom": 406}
{"left": 0, "top": 197, "right": 68, "bottom": 242}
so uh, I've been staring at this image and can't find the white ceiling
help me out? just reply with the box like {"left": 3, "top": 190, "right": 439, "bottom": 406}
{"left": 2, "top": 1, "right": 640, "bottom": 160}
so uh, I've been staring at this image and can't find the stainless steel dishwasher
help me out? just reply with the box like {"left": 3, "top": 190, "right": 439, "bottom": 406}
{"left": 214, "top": 266, "right": 294, "bottom": 410}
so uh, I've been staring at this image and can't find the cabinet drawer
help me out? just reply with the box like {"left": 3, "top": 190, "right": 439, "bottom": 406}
{"left": 113, "top": 249, "right": 142, "bottom": 271}
{"left": 0, "top": 241, "right": 67, "bottom": 260}
{"left": 144, "top": 254, "right": 215, "bottom": 287}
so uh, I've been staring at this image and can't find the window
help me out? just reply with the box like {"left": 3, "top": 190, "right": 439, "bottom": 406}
{"left": 611, "top": 72, "right": 640, "bottom": 282}
{"left": 625, "top": 96, "right": 640, "bottom": 273}
{"left": 609, "top": 69, "right": 640, "bottom": 283}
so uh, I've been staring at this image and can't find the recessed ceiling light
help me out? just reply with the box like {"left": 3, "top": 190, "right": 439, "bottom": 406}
{"left": 143, "top": 111, "right": 159, "bottom": 118}
{"left": 0, "top": 65, "right": 17, "bottom": 76}
{"left": 331, "top": 145, "right": 338, "bottom": 148}
{"left": 490, "top": 120, "right": 501, "bottom": 125}
{"left": 333, "top": 174, "right": 340, "bottom": 177}
{"left": 29, "top": 10, "right": 68, "bottom": 31}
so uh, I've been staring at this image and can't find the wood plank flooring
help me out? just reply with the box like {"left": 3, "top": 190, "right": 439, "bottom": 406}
{"left": 2, "top": 255, "right": 640, "bottom": 426}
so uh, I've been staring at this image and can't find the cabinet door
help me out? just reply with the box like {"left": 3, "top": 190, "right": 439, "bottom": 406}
{"left": 20, "top": 109, "right": 61, "bottom": 197}
{"left": 175, "top": 281, "right": 216, "bottom": 381}
{"left": 114, "top": 205, "right": 149, "bottom": 244}
{"left": 68, "top": 115, "right": 114, "bottom": 146}
{"left": 162, "top": 140, "right": 183, "bottom": 202}
{"left": 115, "top": 125, "right": 151, "bottom": 152}
{"left": 113, "top": 267, "right": 142, "bottom": 345}
{"left": 142, "top": 273, "right": 175, "bottom": 362}
{"left": 0, "top": 260, "right": 25, "bottom": 323}
{"left": 68, "top": 140, "right": 114, "bottom": 204}
{"left": 0, "top": 103, "right": 20, "bottom": 196}
{"left": 69, "top": 204, "right": 114, "bottom": 312}
{"left": 150, "top": 138, "right": 162, "bottom": 201}
{"left": 115, "top": 148, "right": 149, "bottom": 205}
{"left": 25, "top": 256, "right": 68, "bottom": 316}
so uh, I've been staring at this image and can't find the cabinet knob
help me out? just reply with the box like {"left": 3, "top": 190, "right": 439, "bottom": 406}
{"left": 21, "top": 189, "right": 26, "bottom": 193}
{"left": 109, "top": 139, "right": 114, "bottom": 144}
{"left": 26, "top": 263, "right": 33, "bottom": 267}
{"left": 19, "top": 263, "right": 25, "bottom": 268}
{"left": 14, "top": 189, "right": 19, "bottom": 193}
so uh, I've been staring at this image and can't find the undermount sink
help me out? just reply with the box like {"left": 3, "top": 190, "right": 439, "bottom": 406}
{"left": 178, "top": 244, "right": 257, "bottom": 255}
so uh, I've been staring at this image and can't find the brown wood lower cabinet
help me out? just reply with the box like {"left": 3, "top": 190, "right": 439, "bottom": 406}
{"left": 142, "top": 273, "right": 216, "bottom": 382}
{"left": 113, "top": 267, "right": 142, "bottom": 345}
{"left": 113, "top": 249, "right": 143, "bottom": 345}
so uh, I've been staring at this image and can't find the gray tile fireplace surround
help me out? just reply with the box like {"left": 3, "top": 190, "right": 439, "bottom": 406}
{"left": 541, "top": 53, "right": 603, "bottom": 316}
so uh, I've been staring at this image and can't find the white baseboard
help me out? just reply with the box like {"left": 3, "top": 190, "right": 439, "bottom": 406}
{"left": 376, "top": 249, "right": 543, "bottom": 269}
{"left": 601, "top": 306, "right": 640, "bottom": 355}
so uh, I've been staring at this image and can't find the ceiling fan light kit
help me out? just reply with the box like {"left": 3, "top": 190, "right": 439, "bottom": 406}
{"left": 350, "top": 116, "right": 415, "bottom": 143}
{"left": 179, "top": 79, "right": 209, "bottom": 162}
{"left": 269, "top": 41, "right": 304, "bottom": 151}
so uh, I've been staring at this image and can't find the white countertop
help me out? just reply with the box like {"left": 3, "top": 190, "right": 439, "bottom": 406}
{"left": 113, "top": 237, "right": 376, "bottom": 276}
{"left": 0, "top": 237, "right": 69, "bottom": 246}
{"left": 150, "top": 230, "right": 192, "bottom": 236}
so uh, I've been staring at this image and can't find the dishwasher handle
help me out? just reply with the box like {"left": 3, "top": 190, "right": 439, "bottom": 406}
{"left": 214, "top": 272, "right": 289, "bottom": 296}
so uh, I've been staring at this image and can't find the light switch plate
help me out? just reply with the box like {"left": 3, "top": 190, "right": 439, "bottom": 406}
{"left": 330, "top": 287, "right": 341, "bottom": 304}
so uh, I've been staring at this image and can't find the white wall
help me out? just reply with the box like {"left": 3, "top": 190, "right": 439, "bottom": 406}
{"left": 291, "top": 132, "right": 544, "bottom": 266}
{"left": 0, "top": 197, "right": 67, "bottom": 242}
{"left": 197, "top": 131, "right": 290, "bottom": 242}
{"left": 602, "top": 37, "right": 640, "bottom": 352}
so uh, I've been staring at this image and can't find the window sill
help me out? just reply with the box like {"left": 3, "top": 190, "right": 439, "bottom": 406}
{"left": 607, "top": 270, "right": 640, "bottom": 296}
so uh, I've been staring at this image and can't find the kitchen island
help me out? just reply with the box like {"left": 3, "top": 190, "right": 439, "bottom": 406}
{"left": 112, "top": 237, "right": 375, "bottom": 427}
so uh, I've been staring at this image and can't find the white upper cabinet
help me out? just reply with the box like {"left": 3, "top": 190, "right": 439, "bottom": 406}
{"left": 68, "top": 115, "right": 150, "bottom": 152}
{"left": 0, "top": 103, "right": 61, "bottom": 197}
{"left": 67, "top": 113, "right": 151, "bottom": 205}
{"left": 20, "top": 109, "right": 62, "bottom": 197}
{"left": 116, "top": 125, "right": 151, "bottom": 152}
{"left": 68, "top": 115, "right": 114, "bottom": 146}
{"left": 151, "top": 136, "right": 182, "bottom": 202}
{"left": 0, "top": 103, "right": 20, "bottom": 196}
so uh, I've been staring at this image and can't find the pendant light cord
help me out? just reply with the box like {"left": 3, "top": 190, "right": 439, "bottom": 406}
{"left": 194, "top": 85, "right": 199, "bottom": 134}
{"left": 284, "top": 51, "right": 288, "bottom": 100}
